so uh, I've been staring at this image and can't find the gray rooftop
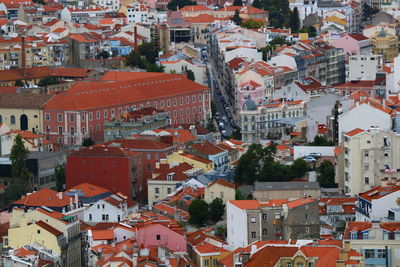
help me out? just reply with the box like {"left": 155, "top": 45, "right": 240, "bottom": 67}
{"left": 254, "top": 181, "right": 320, "bottom": 191}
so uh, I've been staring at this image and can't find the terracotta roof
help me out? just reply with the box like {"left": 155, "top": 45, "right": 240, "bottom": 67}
{"left": 44, "top": 73, "right": 208, "bottom": 110}
{"left": 228, "top": 57, "right": 246, "bottom": 69}
{"left": 36, "top": 208, "right": 70, "bottom": 224}
{"left": 192, "top": 141, "right": 225, "bottom": 156}
{"left": 208, "top": 179, "right": 235, "bottom": 189}
{"left": 335, "top": 80, "right": 375, "bottom": 88}
{"left": 103, "top": 139, "right": 173, "bottom": 151}
{"left": 70, "top": 146, "right": 131, "bottom": 157}
{"left": 295, "top": 77, "right": 325, "bottom": 91}
{"left": 359, "top": 185, "right": 400, "bottom": 202}
{"left": 153, "top": 129, "right": 196, "bottom": 144}
{"left": 7, "top": 130, "right": 43, "bottom": 139}
{"left": 15, "top": 247, "right": 37, "bottom": 257}
{"left": 52, "top": 67, "right": 91, "bottom": 78}
{"left": 12, "top": 188, "right": 71, "bottom": 208}
{"left": 344, "top": 221, "right": 372, "bottom": 238}
{"left": 349, "top": 34, "right": 369, "bottom": 41}
{"left": 319, "top": 197, "right": 356, "bottom": 215}
{"left": 153, "top": 203, "right": 189, "bottom": 220}
{"left": 36, "top": 220, "right": 63, "bottom": 236}
{"left": 345, "top": 128, "right": 364, "bottom": 137}
{"left": 333, "top": 146, "right": 343, "bottom": 156}
{"left": 0, "top": 93, "right": 53, "bottom": 109}
{"left": 195, "top": 241, "right": 229, "bottom": 254}
{"left": 285, "top": 197, "right": 314, "bottom": 209}
{"left": 187, "top": 14, "right": 224, "bottom": 24}
{"left": 65, "top": 182, "right": 110, "bottom": 198}
{"left": 229, "top": 200, "right": 260, "bottom": 210}
{"left": 179, "top": 5, "right": 210, "bottom": 11}
{"left": 244, "top": 246, "right": 298, "bottom": 267}
{"left": 103, "top": 193, "right": 138, "bottom": 209}
{"left": 91, "top": 229, "right": 114, "bottom": 240}
{"left": 0, "top": 86, "right": 17, "bottom": 94}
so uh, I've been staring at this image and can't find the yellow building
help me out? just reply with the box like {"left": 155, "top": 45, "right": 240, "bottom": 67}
{"left": 204, "top": 179, "right": 236, "bottom": 204}
{"left": 167, "top": 151, "right": 214, "bottom": 173}
{"left": 371, "top": 29, "right": 398, "bottom": 62}
{"left": 0, "top": 93, "right": 54, "bottom": 133}
{"left": 7, "top": 130, "right": 53, "bottom": 152}
{"left": 6, "top": 208, "right": 82, "bottom": 267}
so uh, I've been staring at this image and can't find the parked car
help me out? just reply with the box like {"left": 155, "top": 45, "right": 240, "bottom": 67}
{"left": 303, "top": 156, "right": 317, "bottom": 163}
{"left": 308, "top": 152, "right": 322, "bottom": 158}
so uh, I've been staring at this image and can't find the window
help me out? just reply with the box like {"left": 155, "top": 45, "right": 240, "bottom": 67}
{"left": 365, "top": 249, "right": 374, "bottom": 258}
{"left": 96, "top": 111, "right": 100, "bottom": 119}
{"left": 155, "top": 188, "right": 159, "bottom": 194}
{"left": 350, "top": 232, "right": 357, "bottom": 239}
{"left": 365, "top": 177, "right": 369, "bottom": 184}
{"left": 213, "top": 259, "right": 218, "bottom": 266}
{"left": 70, "top": 127, "right": 75, "bottom": 135}
{"left": 251, "top": 217, "right": 256, "bottom": 223}
{"left": 167, "top": 100, "right": 171, "bottom": 107}
{"left": 37, "top": 230, "right": 41, "bottom": 234}
{"left": 192, "top": 95, "right": 196, "bottom": 103}
{"left": 364, "top": 150, "right": 369, "bottom": 157}
{"left": 251, "top": 232, "right": 256, "bottom": 238}
{"left": 69, "top": 114, "right": 74, "bottom": 122}
{"left": 377, "top": 249, "right": 386, "bottom": 258}
{"left": 156, "top": 234, "right": 161, "bottom": 240}
{"left": 167, "top": 188, "right": 172, "bottom": 194}
{"left": 89, "top": 214, "right": 92, "bottom": 220}
{"left": 58, "top": 126, "right": 63, "bottom": 134}
{"left": 193, "top": 107, "right": 196, "bottom": 114}
{"left": 173, "top": 98, "right": 177, "bottom": 106}
{"left": 173, "top": 110, "right": 177, "bottom": 118}
{"left": 220, "top": 191, "right": 224, "bottom": 198}
{"left": 305, "top": 227, "right": 309, "bottom": 233}
{"left": 89, "top": 112, "right": 93, "bottom": 121}
{"left": 104, "top": 110, "right": 108, "bottom": 118}
{"left": 364, "top": 163, "right": 369, "bottom": 171}
{"left": 308, "top": 263, "right": 314, "bottom": 267}
{"left": 57, "top": 114, "right": 63, "bottom": 122}
{"left": 153, "top": 102, "right": 157, "bottom": 109}
{"left": 82, "top": 114, "right": 85, "bottom": 122}
{"left": 383, "top": 232, "right": 389, "bottom": 240}
{"left": 362, "top": 232, "right": 369, "bottom": 239}
{"left": 262, "top": 229, "right": 267, "bottom": 235}
{"left": 111, "top": 109, "right": 115, "bottom": 117}
{"left": 287, "top": 263, "right": 292, "bottom": 267}
{"left": 186, "top": 108, "right": 190, "bottom": 115}
{"left": 146, "top": 164, "right": 151, "bottom": 171}
{"left": 204, "top": 259, "right": 209, "bottom": 267}
{"left": 146, "top": 153, "right": 151, "bottom": 160}
{"left": 179, "top": 97, "right": 183, "bottom": 105}
{"left": 384, "top": 150, "right": 389, "bottom": 157}
{"left": 186, "top": 96, "right": 190, "bottom": 104}
{"left": 118, "top": 107, "right": 122, "bottom": 114}
{"left": 262, "top": 214, "right": 267, "bottom": 220}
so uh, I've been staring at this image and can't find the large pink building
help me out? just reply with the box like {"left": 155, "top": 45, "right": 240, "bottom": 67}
{"left": 42, "top": 72, "right": 211, "bottom": 146}
{"left": 137, "top": 223, "right": 186, "bottom": 252}
{"left": 332, "top": 33, "right": 372, "bottom": 56}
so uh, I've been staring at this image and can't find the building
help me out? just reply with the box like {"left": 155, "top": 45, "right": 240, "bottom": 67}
{"left": 83, "top": 192, "right": 138, "bottom": 223}
{"left": 6, "top": 130, "right": 52, "bottom": 152}
{"left": 42, "top": 72, "right": 211, "bottom": 145}
{"left": 160, "top": 59, "right": 207, "bottom": 86}
{"left": 371, "top": 29, "right": 398, "bottom": 63}
{"left": 66, "top": 145, "right": 142, "bottom": 199}
{"left": 6, "top": 207, "right": 82, "bottom": 267}
{"left": 64, "top": 183, "right": 111, "bottom": 204}
{"left": 147, "top": 161, "right": 200, "bottom": 206}
{"left": 103, "top": 107, "right": 170, "bottom": 142}
{"left": 355, "top": 182, "right": 400, "bottom": 222}
{"left": 226, "top": 198, "right": 319, "bottom": 249}
{"left": 167, "top": 151, "right": 214, "bottom": 173}
{"left": 253, "top": 181, "right": 321, "bottom": 200}
{"left": 0, "top": 93, "right": 54, "bottom": 133}
{"left": 240, "top": 98, "right": 307, "bottom": 144}
{"left": 344, "top": 221, "right": 400, "bottom": 267}
{"left": 204, "top": 179, "right": 235, "bottom": 204}
{"left": 136, "top": 223, "right": 186, "bottom": 252}
{"left": 188, "top": 141, "right": 229, "bottom": 172}
{"left": 339, "top": 128, "right": 400, "bottom": 195}
{"left": 348, "top": 55, "right": 382, "bottom": 81}
{"left": 319, "top": 197, "right": 356, "bottom": 229}
{"left": 332, "top": 34, "right": 372, "bottom": 56}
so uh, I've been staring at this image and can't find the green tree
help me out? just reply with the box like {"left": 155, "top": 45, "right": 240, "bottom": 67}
{"left": 55, "top": 164, "right": 66, "bottom": 192}
{"left": 241, "top": 19, "right": 264, "bottom": 29}
{"left": 269, "top": 10, "right": 286, "bottom": 28}
{"left": 138, "top": 42, "right": 158, "bottom": 64}
{"left": 167, "top": 0, "right": 195, "bottom": 11}
{"left": 216, "top": 225, "right": 227, "bottom": 240}
{"left": 289, "top": 7, "right": 300, "bottom": 33}
{"left": 145, "top": 63, "right": 165, "bottom": 72}
{"left": 38, "top": 76, "right": 59, "bottom": 87}
{"left": 82, "top": 137, "right": 95, "bottom": 147}
{"left": 252, "top": 0, "right": 262, "bottom": 8}
{"left": 316, "top": 160, "right": 335, "bottom": 187}
{"left": 10, "top": 135, "right": 29, "bottom": 179}
{"left": 209, "top": 198, "right": 225, "bottom": 222}
{"left": 206, "top": 118, "right": 216, "bottom": 132}
{"left": 234, "top": 144, "right": 264, "bottom": 184}
{"left": 259, "top": 45, "right": 274, "bottom": 61}
{"left": 14, "top": 80, "right": 24, "bottom": 87}
{"left": 290, "top": 158, "right": 309, "bottom": 178}
{"left": 186, "top": 69, "right": 195, "bottom": 81}
{"left": 362, "top": 3, "right": 379, "bottom": 22}
{"left": 309, "top": 135, "right": 334, "bottom": 146}
{"left": 126, "top": 50, "right": 146, "bottom": 69}
{"left": 231, "top": 9, "right": 243, "bottom": 25}
{"left": 97, "top": 50, "right": 111, "bottom": 59}
{"left": 233, "top": 0, "right": 243, "bottom": 6}
{"left": 270, "top": 36, "right": 288, "bottom": 47}
{"left": 188, "top": 199, "right": 209, "bottom": 226}
{"left": 211, "top": 100, "right": 217, "bottom": 116}
{"left": 235, "top": 188, "right": 253, "bottom": 200}
{"left": 5, "top": 134, "right": 31, "bottom": 204}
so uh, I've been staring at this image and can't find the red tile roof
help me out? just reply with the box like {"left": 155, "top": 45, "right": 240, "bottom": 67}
{"left": 244, "top": 246, "right": 298, "bottom": 267}
{"left": 104, "top": 193, "right": 138, "bottom": 209}
{"left": 208, "top": 179, "right": 235, "bottom": 189}
{"left": 91, "top": 229, "right": 114, "bottom": 240}
{"left": 70, "top": 146, "right": 131, "bottom": 157}
{"left": 195, "top": 241, "right": 229, "bottom": 254}
{"left": 36, "top": 220, "right": 63, "bottom": 236}
{"left": 345, "top": 128, "right": 364, "bottom": 137}
{"left": 295, "top": 77, "right": 325, "bottom": 92}
{"left": 229, "top": 200, "right": 260, "bottom": 210}
{"left": 285, "top": 197, "right": 314, "bottom": 209}
{"left": 192, "top": 141, "right": 225, "bottom": 156}
{"left": 103, "top": 139, "right": 173, "bottom": 151}
{"left": 180, "top": 153, "right": 213, "bottom": 164}
{"left": 65, "top": 182, "right": 110, "bottom": 198}
{"left": 0, "top": 86, "right": 17, "bottom": 94}
{"left": 153, "top": 129, "right": 196, "bottom": 144}
{"left": 349, "top": 34, "right": 369, "bottom": 41}
{"left": 44, "top": 73, "right": 208, "bottom": 110}
{"left": 12, "top": 188, "right": 71, "bottom": 208}
{"left": 359, "top": 185, "right": 400, "bottom": 202}
{"left": 179, "top": 5, "right": 211, "bottom": 11}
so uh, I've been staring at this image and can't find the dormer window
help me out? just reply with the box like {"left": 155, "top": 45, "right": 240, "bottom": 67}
{"left": 167, "top": 173, "right": 174, "bottom": 181}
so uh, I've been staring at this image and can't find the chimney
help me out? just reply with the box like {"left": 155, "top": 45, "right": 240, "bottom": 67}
{"left": 75, "top": 192, "right": 79, "bottom": 208}
{"left": 21, "top": 35, "right": 27, "bottom": 72}
{"left": 134, "top": 26, "right": 138, "bottom": 51}
{"left": 343, "top": 240, "right": 351, "bottom": 252}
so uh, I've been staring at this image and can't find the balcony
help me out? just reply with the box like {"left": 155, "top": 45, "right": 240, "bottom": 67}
{"left": 355, "top": 206, "right": 370, "bottom": 218}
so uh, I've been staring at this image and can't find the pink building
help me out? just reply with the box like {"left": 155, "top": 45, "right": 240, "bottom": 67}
{"left": 332, "top": 33, "right": 372, "bottom": 55}
{"left": 237, "top": 80, "right": 265, "bottom": 109}
{"left": 137, "top": 223, "right": 186, "bottom": 252}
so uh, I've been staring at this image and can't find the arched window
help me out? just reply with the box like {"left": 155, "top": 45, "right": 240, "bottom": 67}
{"left": 251, "top": 116, "right": 255, "bottom": 122}
{"left": 10, "top": 115, "right": 15, "bottom": 124}
{"left": 243, "top": 116, "right": 248, "bottom": 122}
